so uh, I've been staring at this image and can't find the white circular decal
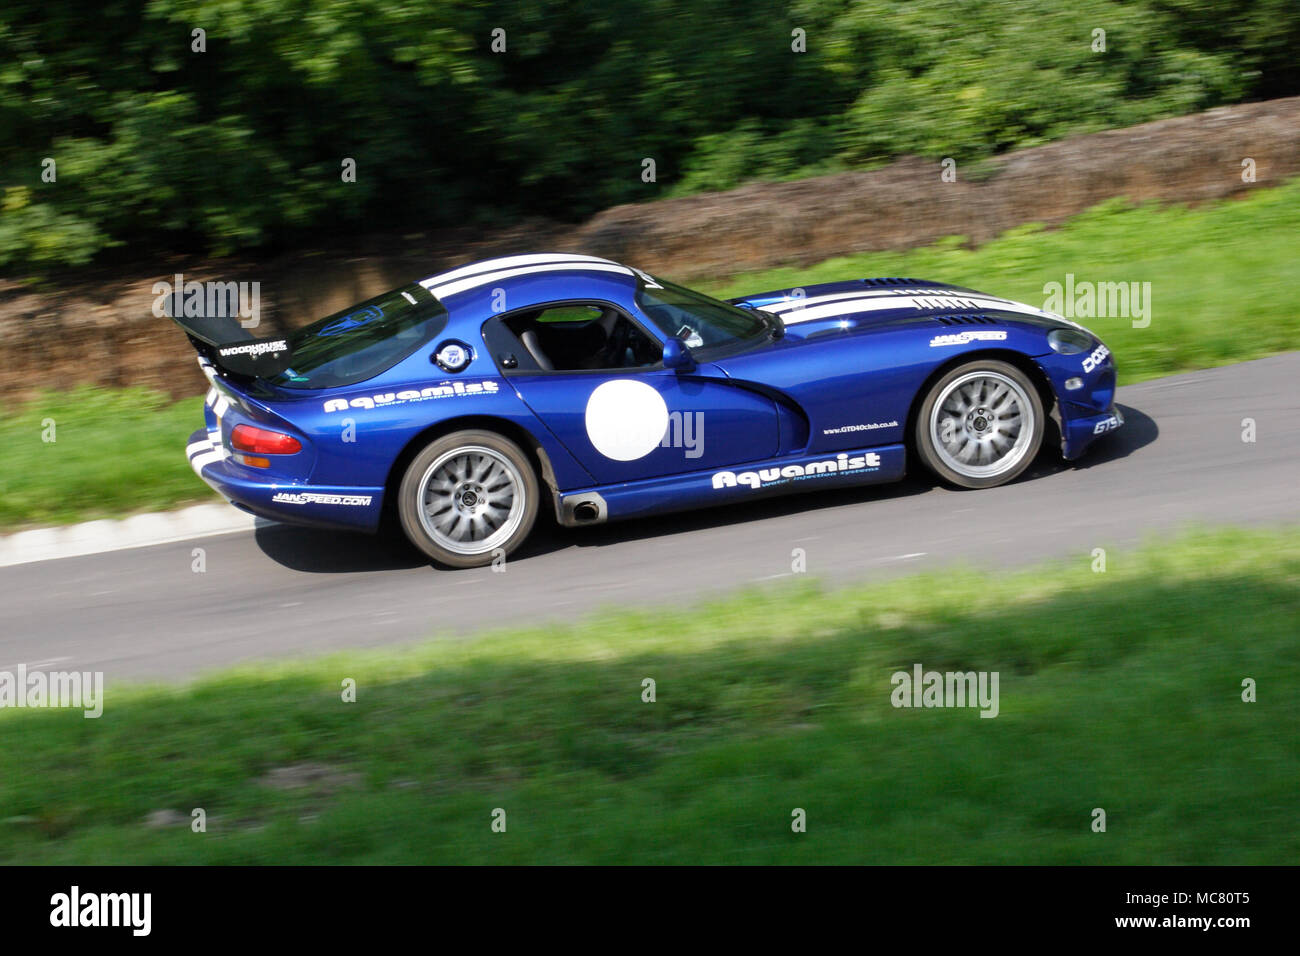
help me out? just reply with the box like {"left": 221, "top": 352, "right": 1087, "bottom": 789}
{"left": 584, "top": 379, "right": 669, "bottom": 461}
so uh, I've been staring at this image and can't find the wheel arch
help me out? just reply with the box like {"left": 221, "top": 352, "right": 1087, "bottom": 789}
{"left": 903, "top": 349, "right": 1060, "bottom": 460}
{"left": 381, "top": 414, "right": 562, "bottom": 529}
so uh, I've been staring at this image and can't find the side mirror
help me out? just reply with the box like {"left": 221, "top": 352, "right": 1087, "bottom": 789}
{"left": 663, "top": 336, "right": 695, "bottom": 371}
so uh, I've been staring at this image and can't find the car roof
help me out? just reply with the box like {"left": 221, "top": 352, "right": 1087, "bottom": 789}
{"left": 417, "top": 253, "right": 640, "bottom": 311}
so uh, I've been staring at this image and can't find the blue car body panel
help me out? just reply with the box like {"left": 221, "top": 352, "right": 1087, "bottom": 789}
{"left": 177, "top": 255, "right": 1121, "bottom": 534}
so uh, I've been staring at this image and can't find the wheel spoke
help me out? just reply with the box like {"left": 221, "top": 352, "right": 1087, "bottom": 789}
{"left": 416, "top": 444, "right": 527, "bottom": 556}
{"left": 930, "top": 371, "right": 1036, "bottom": 480}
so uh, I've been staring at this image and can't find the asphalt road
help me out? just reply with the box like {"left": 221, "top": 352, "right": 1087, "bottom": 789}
{"left": 3, "top": 353, "right": 1297, "bottom": 683}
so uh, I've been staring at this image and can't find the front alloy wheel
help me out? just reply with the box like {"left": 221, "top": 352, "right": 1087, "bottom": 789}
{"left": 915, "top": 359, "right": 1045, "bottom": 489}
{"left": 398, "top": 430, "right": 539, "bottom": 568}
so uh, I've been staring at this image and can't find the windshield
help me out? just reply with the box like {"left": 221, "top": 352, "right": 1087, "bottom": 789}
{"left": 271, "top": 284, "right": 448, "bottom": 389}
{"left": 636, "top": 277, "right": 769, "bottom": 350}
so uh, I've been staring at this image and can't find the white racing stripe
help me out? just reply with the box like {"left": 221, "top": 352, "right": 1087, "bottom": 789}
{"left": 421, "top": 259, "right": 634, "bottom": 300}
{"left": 423, "top": 254, "right": 616, "bottom": 283}
{"left": 190, "top": 448, "right": 225, "bottom": 477}
{"left": 778, "top": 292, "right": 1058, "bottom": 325}
{"left": 778, "top": 296, "right": 957, "bottom": 324}
{"left": 766, "top": 288, "right": 973, "bottom": 313}
{"left": 187, "top": 432, "right": 229, "bottom": 477}
{"left": 422, "top": 253, "right": 619, "bottom": 288}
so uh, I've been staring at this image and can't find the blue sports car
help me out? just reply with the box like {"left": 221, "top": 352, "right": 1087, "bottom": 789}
{"left": 172, "top": 253, "right": 1121, "bottom": 568}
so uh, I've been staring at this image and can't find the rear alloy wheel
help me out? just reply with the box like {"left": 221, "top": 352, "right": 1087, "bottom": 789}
{"left": 398, "top": 430, "right": 539, "bottom": 568}
{"left": 915, "top": 359, "right": 1044, "bottom": 489}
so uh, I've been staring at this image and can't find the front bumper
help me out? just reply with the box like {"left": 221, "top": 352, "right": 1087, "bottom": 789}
{"left": 187, "top": 428, "right": 384, "bottom": 532}
{"left": 1059, "top": 405, "right": 1123, "bottom": 460}
{"left": 1035, "top": 347, "right": 1123, "bottom": 460}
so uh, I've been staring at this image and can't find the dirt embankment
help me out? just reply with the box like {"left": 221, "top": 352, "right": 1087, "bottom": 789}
{"left": 3, "top": 95, "right": 1298, "bottom": 403}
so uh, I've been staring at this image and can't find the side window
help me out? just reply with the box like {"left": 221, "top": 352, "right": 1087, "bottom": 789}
{"left": 501, "top": 303, "right": 661, "bottom": 372}
{"left": 536, "top": 305, "right": 604, "bottom": 325}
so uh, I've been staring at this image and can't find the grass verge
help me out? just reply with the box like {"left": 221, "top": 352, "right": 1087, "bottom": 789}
{"left": 1, "top": 526, "right": 1295, "bottom": 864}
{"left": 0, "top": 388, "right": 207, "bottom": 528}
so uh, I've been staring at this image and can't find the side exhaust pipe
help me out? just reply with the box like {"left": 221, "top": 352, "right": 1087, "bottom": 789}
{"left": 559, "top": 493, "right": 608, "bottom": 527}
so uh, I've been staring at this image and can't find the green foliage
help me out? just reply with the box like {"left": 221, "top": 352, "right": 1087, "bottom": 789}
{"left": 0, "top": 187, "right": 107, "bottom": 267}
{"left": 826, "top": 0, "right": 1248, "bottom": 164}
{"left": 2, "top": 0, "right": 1297, "bottom": 271}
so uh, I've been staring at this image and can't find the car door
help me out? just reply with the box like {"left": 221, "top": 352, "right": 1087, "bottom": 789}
{"left": 482, "top": 304, "right": 780, "bottom": 485}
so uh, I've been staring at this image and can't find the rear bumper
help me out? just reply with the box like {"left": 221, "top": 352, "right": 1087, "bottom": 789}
{"left": 187, "top": 428, "right": 384, "bottom": 532}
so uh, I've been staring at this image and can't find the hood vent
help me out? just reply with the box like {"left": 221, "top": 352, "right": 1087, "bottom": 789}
{"left": 933, "top": 314, "right": 1000, "bottom": 326}
{"left": 859, "top": 277, "right": 922, "bottom": 287}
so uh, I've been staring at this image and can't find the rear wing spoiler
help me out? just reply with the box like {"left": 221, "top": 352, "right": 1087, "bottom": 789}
{"left": 165, "top": 310, "right": 294, "bottom": 379}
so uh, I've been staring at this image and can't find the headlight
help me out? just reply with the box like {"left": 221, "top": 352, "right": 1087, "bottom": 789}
{"left": 1048, "top": 328, "right": 1092, "bottom": 354}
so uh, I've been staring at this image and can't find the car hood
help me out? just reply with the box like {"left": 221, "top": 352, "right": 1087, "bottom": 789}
{"left": 728, "top": 278, "right": 1077, "bottom": 339}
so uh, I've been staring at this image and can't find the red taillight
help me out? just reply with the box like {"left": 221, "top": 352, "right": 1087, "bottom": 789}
{"left": 230, "top": 424, "right": 302, "bottom": 455}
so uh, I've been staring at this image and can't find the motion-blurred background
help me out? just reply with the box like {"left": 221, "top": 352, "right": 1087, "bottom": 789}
{"left": 4, "top": 0, "right": 1299, "bottom": 268}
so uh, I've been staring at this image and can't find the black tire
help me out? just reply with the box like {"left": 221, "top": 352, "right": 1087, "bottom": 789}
{"left": 914, "top": 359, "right": 1045, "bottom": 489}
{"left": 397, "top": 430, "right": 540, "bottom": 568}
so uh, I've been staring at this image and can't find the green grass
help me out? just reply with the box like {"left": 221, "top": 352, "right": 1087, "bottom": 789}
{"left": 0, "top": 388, "right": 208, "bottom": 528}
{"left": 1, "top": 527, "right": 1295, "bottom": 864}
{"left": 703, "top": 179, "right": 1300, "bottom": 384}
{"left": 3, "top": 180, "right": 1299, "bottom": 530}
